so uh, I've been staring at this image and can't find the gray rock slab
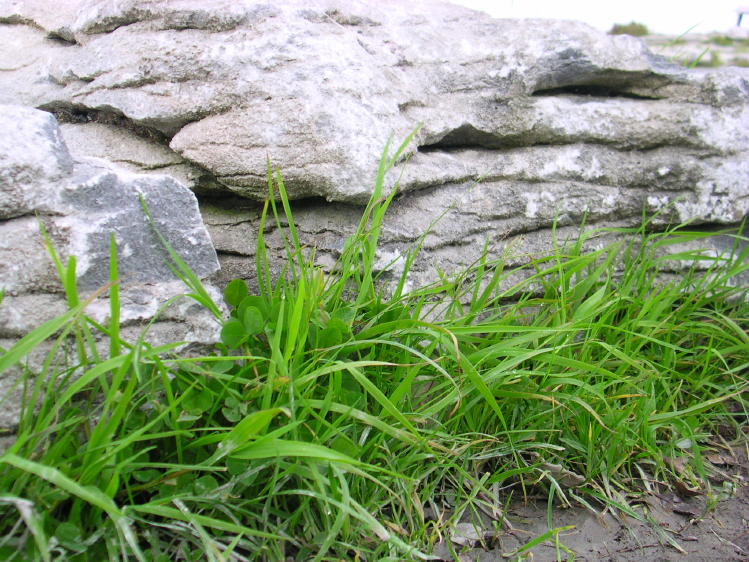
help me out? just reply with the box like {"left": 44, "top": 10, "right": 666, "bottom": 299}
{"left": 0, "top": 104, "right": 72, "bottom": 218}
{"left": 60, "top": 122, "right": 182, "bottom": 170}
{"left": 58, "top": 161, "right": 220, "bottom": 289}
{"left": 201, "top": 180, "right": 749, "bottom": 302}
{"left": 2, "top": 0, "right": 746, "bottom": 215}
{"left": 2, "top": 1, "right": 747, "bottom": 305}
{"left": 0, "top": 105, "right": 222, "bottom": 344}
{"left": 59, "top": 122, "right": 226, "bottom": 195}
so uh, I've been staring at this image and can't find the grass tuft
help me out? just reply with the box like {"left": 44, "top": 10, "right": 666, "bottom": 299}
{"left": 0, "top": 138, "right": 747, "bottom": 559}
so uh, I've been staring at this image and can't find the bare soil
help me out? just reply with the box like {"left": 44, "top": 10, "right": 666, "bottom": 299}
{"left": 431, "top": 444, "right": 749, "bottom": 561}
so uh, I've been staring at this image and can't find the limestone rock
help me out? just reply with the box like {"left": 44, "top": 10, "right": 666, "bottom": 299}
{"left": 0, "top": 105, "right": 72, "bottom": 219}
{"left": 0, "top": 117, "right": 219, "bottom": 294}
{"left": 1, "top": 0, "right": 745, "bottom": 212}
{"left": 0, "top": 103, "right": 224, "bottom": 427}
{"left": 0, "top": 0, "right": 747, "bottom": 291}
{"left": 60, "top": 123, "right": 190, "bottom": 181}
{"left": 0, "top": 103, "right": 220, "bottom": 324}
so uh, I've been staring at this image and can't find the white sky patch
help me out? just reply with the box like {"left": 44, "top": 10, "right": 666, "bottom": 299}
{"left": 449, "top": 0, "right": 747, "bottom": 35}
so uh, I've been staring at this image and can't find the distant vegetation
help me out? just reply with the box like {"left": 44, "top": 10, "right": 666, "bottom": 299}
{"left": 707, "top": 35, "right": 749, "bottom": 49}
{"left": 609, "top": 21, "right": 650, "bottom": 37}
{"left": 711, "top": 35, "right": 735, "bottom": 47}
{"left": 644, "top": 30, "right": 749, "bottom": 69}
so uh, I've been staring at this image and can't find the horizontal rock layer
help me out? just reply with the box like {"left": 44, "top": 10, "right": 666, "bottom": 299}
{"left": 0, "top": 0, "right": 746, "bottom": 210}
{"left": 0, "top": 104, "right": 222, "bottom": 429}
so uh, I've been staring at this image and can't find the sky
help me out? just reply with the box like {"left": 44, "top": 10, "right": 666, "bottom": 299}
{"left": 449, "top": 0, "right": 748, "bottom": 35}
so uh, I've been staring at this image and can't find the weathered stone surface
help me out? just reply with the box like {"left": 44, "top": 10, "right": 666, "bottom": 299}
{"left": 201, "top": 189, "right": 749, "bottom": 302}
{"left": 0, "top": 103, "right": 224, "bottom": 427}
{"left": 0, "top": 105, "right": 71, "bottom": 218}
{"left": 0, "top": 103, "right": 220, "bottom": 322}
{"left": 1, "top": 0, "right": 747, "bottom": 291}
{"left": 59, "top": 123, "right": 198, "bottom": 187}
{"left": 2, "top": 0, "right": 741, "bottom": 289}
{"left": 1, "top": 0, "right": 746, "bottom": 211}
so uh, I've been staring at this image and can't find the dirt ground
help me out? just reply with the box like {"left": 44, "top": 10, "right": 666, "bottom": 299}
{"left": 431, "top": 444, "right": 749, "bottom": 561}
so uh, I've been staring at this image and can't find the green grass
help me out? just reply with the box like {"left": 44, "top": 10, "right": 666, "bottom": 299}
{"left": 1, "top": 136, "right": 748, "bottom": 560}
{"left": 694, "top": 51, "right": 723, "bottom": 68}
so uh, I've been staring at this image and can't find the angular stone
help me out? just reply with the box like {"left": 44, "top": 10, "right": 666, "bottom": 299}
{"left": 56, "top": 162, "right": 220, "bottom": 290}
{"left": 0, "top": 105, "right": 222, "bottom": 341}
{"left": 0, "top": 104, "right": 72, "bottom": 218}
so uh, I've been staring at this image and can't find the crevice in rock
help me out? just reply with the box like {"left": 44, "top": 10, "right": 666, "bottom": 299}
{"left": 43, "top": 103, "right": 239, "bottom": 197}
{"left": 417, "top": 133, "right": 564, "bottom": 153}
{"left": 0, "top": 16, "right": 41, "bottom": 29}
{"left": 113, "top": 159, "right": 176, "bottom": 171}
{"left": 532, "top": 84, "right": 660, "bottom": 100}
{"left": 78, "top": 9, "right": 149, "bottom": 35}
{"left": 421, "top": 134, "right": 706, "bottom": 154}
{"left": 0, "top": 210, "right": 66, "bottom": 223}
{"left": 43, "top": 103, "right": 170, "bottom": 144}
{"left": 216, "top": 248, "right": 254, "bottom": 258}
{"left": 418, "top": 124, "right": 546, "bottom": 151}
{"left": 419, "top": 124, "right": 501, "bottom": 150}
{"left": 0, "top": 17, "right": 77, "bottom": 44}
{"left": 396, "top": 176, "right": 481, "bottom": 196}
{"left": 673, "top": 221, "right": 749, "bottom": 237}
{"left": 197, "top": 193, "right": 259, "bottom": 209}
{"left": 44, "top": 28, "right": 78, "bottom": 45}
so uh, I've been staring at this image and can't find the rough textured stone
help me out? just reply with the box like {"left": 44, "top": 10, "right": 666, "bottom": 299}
{"left": 0, "top": 1, "right": 746, "bottom": 271}
{"left": 0, "top": 1, "right": 747, "bottom": 292}
{"left": 0, "top": 103, "right": 220, "bottom": 319}
{"left": 201, "top": 190, "right": 749, "bottom": 304}
{"left": 59, "top": 122, "right": 200, "bottom": 189}
{"left": 0, "top": 105, "right": 72, "bottom": 218}
{"left": 0, "top": 0, "right": 746, "bottom": 211}
{"left": 0, "top": 104, "right": 222, "bottom": 427}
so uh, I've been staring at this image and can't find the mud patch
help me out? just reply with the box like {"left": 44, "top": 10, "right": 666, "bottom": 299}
{"left": 431, "top": 444, "right": 749, "bottom": 561}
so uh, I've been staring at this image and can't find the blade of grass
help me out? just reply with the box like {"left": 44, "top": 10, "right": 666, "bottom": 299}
{"left": 1, "top": 454, "right": 145, "bottom": 562}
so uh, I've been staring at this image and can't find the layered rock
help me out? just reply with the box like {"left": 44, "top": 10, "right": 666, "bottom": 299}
{"left": 0, "top": 0, "right": 747, "bottom": 306}
{"left": 0, "top": 104, "right": 222, "bottom": 428}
